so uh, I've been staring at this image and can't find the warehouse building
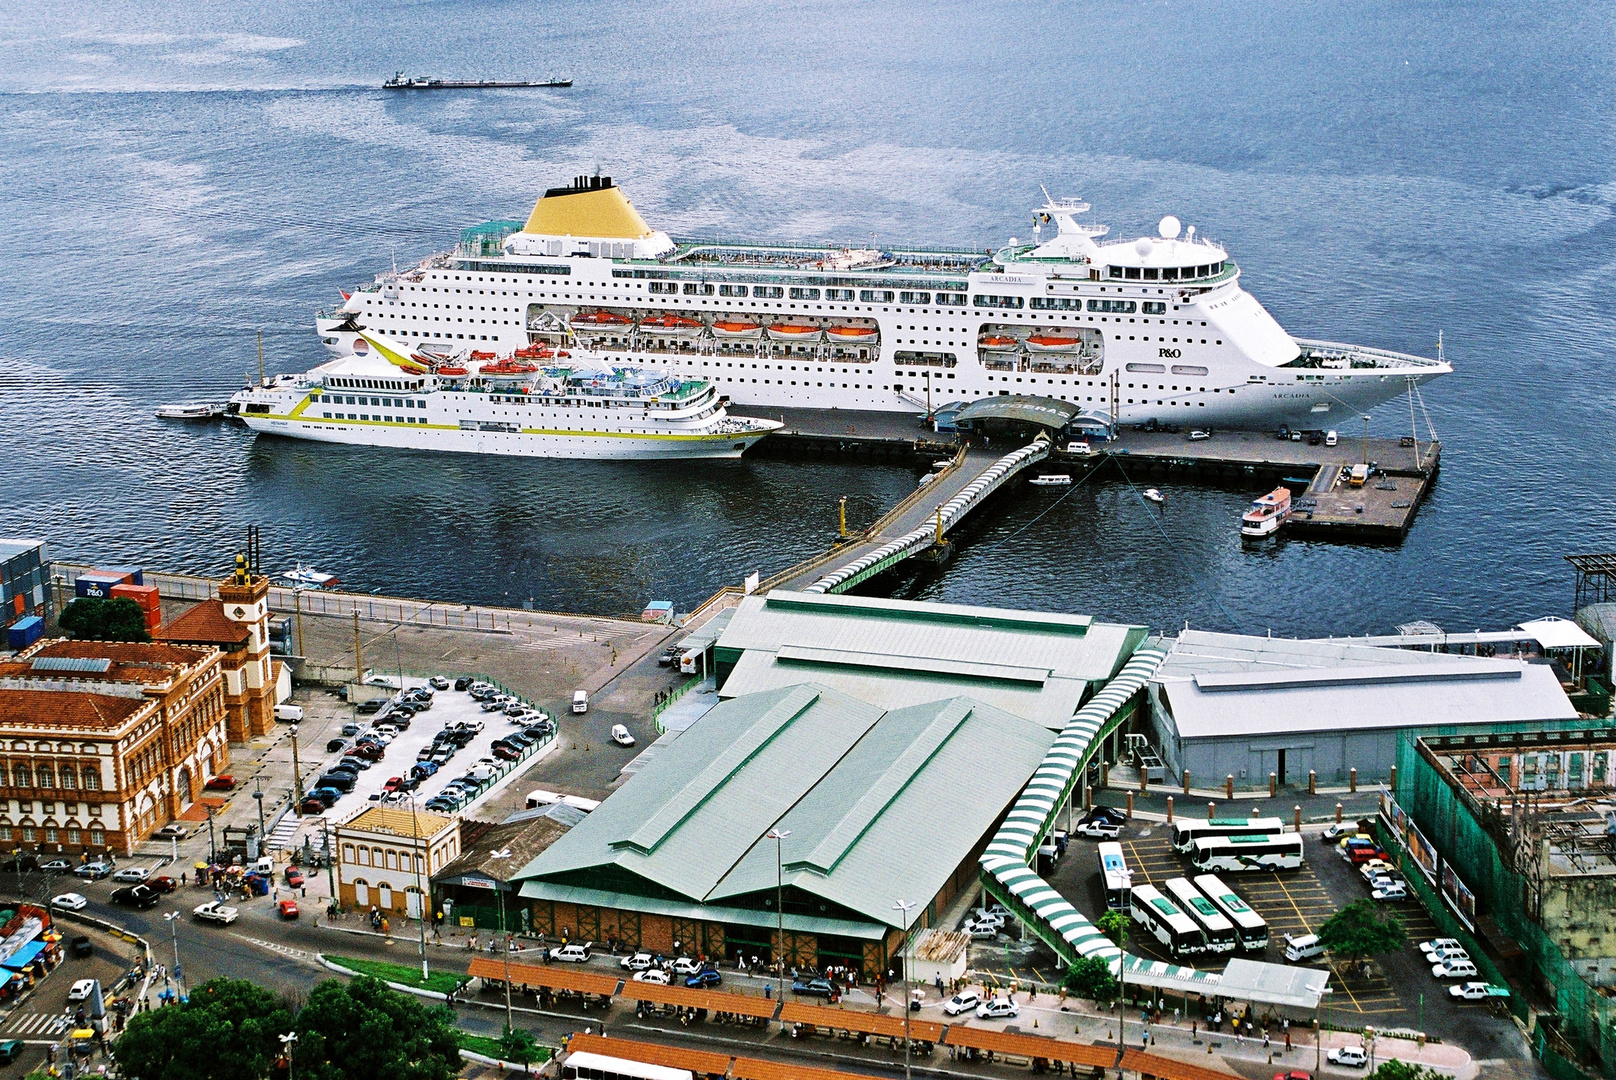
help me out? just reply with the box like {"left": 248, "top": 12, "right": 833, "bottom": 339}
{"left": 1147, "top": 630, "right": 1581, "bottom": 786}
{"left": 713, "top": 590, "right": 1148, "bottom": 731}
{"left": 513, "top": 682, "right": 1055, "bottom": 976}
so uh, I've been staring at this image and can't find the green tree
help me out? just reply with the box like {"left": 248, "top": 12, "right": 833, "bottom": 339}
{"left": 113, "top": 978, "right": 293, "bottom": 1080}
{"left": 58, "top": 596, "right": 151, "bottom": 642}
{"left": 1317, "top": 899, "right": 1405, "bottom": 965}
{"left": 498, "top": 1025, "right": 542, "bottom": 1075}
{"left": 1097, "top": 909, "right": 1130, "bottom": 947}
{"left": 1369, "top": 1062, "right": 1441, "bottom": 1080}
{"left": 294, "top": 975, "right": 460, "bottom": 1080}
{"left": 1061, "top": 955, "right": 1119, "bottom": 1002}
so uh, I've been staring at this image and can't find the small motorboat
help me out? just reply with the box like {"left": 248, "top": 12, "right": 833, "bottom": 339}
{"left": 278, "top": 564, "right": 339, "bottom": 589}
{"left": 768, "top": 323, "right": 822, "bottom": 343}
{"left": 1029, "top": 474, "right": 1072, "bottom": 486}
{"left": 711, "top": 320, "right": 763, "bottom": 339}
{"left": 1025, "top": 334, "right": 1080, "bottom": 354}
{"left": 638, "top": 314, "right": 703, "bottom": 336}
{"left": 825, "top": 325, "right": 879, "bottom": 343}
{"left": 1240, "top": 486, "right": 1293, "bottom": 538}
{"left": 978, "top": 335, "right": 1019, "bottom": 352}
{"left": 155, "top": 403, "right": 223, "bottom": 420}
{"left": 1143, "top": 488, "right": 1165, "bottom": 504}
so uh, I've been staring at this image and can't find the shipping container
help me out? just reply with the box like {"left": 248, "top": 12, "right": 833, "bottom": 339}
{"left": 95, "top": 566, "right": 144, "bottom": 586}
{"left": 6, "top": 616, "right": 43, "bottom": 651}
{"left": 143, "top": 607, "right": 162, "bottom": 635}
{"left": 110, "top": 583, "right": 162, "bottom": 612}
{"left": 74, "top": 573, "right": 126, "bottom": 598}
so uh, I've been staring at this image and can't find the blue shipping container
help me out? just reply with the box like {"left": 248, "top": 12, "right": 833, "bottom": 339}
{"left": 7, "top": 616, "right": 43, "bottom": 651}
{"left": 74, "top": 573, "right": 125, "bottom": 598}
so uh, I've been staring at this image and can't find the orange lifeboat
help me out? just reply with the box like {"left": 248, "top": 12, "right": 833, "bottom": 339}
{"left": 711, "top": 319, "right": 763, "bottom": 339}
{"left": 469, "top": 350, "right": 497, "bottom": 360}
{"left": 638, "top": 314, "right": 703, "bottom": 336}
{"left": 767, "top": 323, "right": 821, "bottom": 343}
{"left": 1025, "top": 334, "right": 1080, "bottom": 354}
{"left": 825, "top": 325, "right": 879, "bottom": 343}
{"left": 437, "top": 366, "right": 469, "bottom": 376}
{"left": 570, "top": 311, "right": 634, "bottom": 328}
{"left": 978, "top": 334, "right": 1019, "bottom": 352}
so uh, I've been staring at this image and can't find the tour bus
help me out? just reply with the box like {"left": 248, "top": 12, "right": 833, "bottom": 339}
{"left": 562, "top": 1051, "right": 693, "bottom": 1080}
{"left": 1193, "top": 873, "right": 1270, "bottom": 951}
{"left": 1098, "top": 842, "right": 1132, "bottom": 910}
{"left": 1190, "top": 833, "right": 1306, "bottom": 872}
{"left": 1129, "top": 883, "right": 1208, "bottom": 958}
{"left": 1170, "top": 816, "right": 1287, "bottom": 854}
{"left": 1162, "top": 877, "right": 1238, "bottom": 953}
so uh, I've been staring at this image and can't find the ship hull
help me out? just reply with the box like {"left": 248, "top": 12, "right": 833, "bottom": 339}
{"left": 240, "top": 415, "right": 773, "bottom": 460}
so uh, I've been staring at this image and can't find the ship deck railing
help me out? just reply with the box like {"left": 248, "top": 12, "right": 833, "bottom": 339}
{"left": 1292, "top": 338, "right": 1445, "bottom": 369}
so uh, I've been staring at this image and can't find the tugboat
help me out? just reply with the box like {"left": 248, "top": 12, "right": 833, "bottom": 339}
{"left": 1240, "top": 486, "right": 1293, "bottom": 538}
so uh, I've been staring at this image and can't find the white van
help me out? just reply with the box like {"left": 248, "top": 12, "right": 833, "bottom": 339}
{"left": 572, "top": 690, "right": 588, "bottom": 714}
{"left": 1325, "top": 430, "right": 1339, "bottom": 447}
{"left": 274, "top": 704, "right": 304, "bottom": 722}
{"left": 1284, "top": 933, "right": 1325, "bottom": 962}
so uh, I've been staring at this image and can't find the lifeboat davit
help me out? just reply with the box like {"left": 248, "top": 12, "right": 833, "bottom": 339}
{"left": 1025, "top": 334, "right": 1081, "bottom": 354}
{"left": 768, "top": 323, "right": 822, "bottom": 343}
{"left": 638, "top": 314, "right": 704, "bottom": 336}
{"left": 570, "top": 311, "right": 634, "bottom": 328}
{"left": 978, "top": 335, "right": 1020, "bottom": 352}
{"left": 711, "top": 320, "right": 763, "bottom": 340}
{"left": 825, "top": 325, "right": 879, "bottom": 343}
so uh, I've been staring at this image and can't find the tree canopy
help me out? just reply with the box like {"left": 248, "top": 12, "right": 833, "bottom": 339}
{"left": 58, "top": 596, "right": 151, "bottom": 642}
{"left": 114, "top": 978, "right": 293, "bottom": 1080}
{"left": 1097, "top": 909, "right": 1130, "bottom": 947}
{"left": 293, "top": 975, "right": 460, "bottom": 1080}
{"left": 1061, "top": 955, "right": 1119, "bottom": 1002}
{"left": 1369, "top": 1062, "right": 1442, "bottom": 1080}
{"left": 499, "top": 1025, "right": 543, "bottom": 1074}
{"left": 1318, "top": 899, "right": 1405, "bottom": 961}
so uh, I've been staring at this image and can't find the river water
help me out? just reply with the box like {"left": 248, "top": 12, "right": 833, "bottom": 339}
{"left": 1, "top": 1, "right": 1612, "bottom": 634}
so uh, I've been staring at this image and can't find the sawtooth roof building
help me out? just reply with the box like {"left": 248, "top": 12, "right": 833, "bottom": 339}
{"left": 514, "top": 682, "right": 1055, "bottom": 976}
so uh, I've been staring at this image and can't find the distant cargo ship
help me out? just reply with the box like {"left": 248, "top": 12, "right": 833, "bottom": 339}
{"left": 382, "top": 73, "right": 572, "bottom": 90}
{"left": 317, "top": 175, "right": 1451, "bottom": 429}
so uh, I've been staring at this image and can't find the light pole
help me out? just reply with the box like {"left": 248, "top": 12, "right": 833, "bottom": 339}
{"left": 407, "top": 794, "right": 429, "bottom": 981}
{"left": 892, "top": 899, "right": 916, "bottom": 1080}
{"left": 280, "top": 1031, "right": 298, "bottom": 1080}
{"left": 290, "top": 725, "right": 304, "bottom": 805}
{"left": 163, "top": 911, "right": 182, "bottom": 1002}
{"left": 1308, "top": 982, "right": 1333, "bottom": 1073}
{"left": 766, "top": 829, "right": 789, "bottom": 985}
{"left": 491, "top": 847, "right": 514, "bottom": 1031}
{"left": 252, "top": 777, "right": 267, "bottom": 845}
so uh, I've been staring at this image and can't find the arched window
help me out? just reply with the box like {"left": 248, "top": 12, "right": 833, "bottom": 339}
{"left": 83, "top": 767, "right": 100, "bottom": 791}
{"left": 385, "top": 850, "right": 398, "bottom": 871}
{"left": 357, "top": 847, "right": 370, "bottom": 866}
{"left": 342, "top": 844, "right": 355, "bottom": 863}
{"left": 36, "top": 765, "right": 53, "bottom": 789}
{"left": 60, "top": 766, "right": 76, "bottom": 790}
{"left": 12, "top": 765, "right": 29, "bottom": 788}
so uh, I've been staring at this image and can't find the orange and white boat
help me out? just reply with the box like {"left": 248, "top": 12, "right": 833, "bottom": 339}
{"left": 825, "top": 324, "right": 879, "bottom": 343}
{"left": 767, "top": 323, "right": 821, "bottom": 343}
{"left": 710, "top": 319, "right": 763, "bottom": 340}
{"left": 1240, "top": 486, "right": 1292, "bottom": 538}
{"left": 570, "top": 310, "right": 634, "bottom": 328}
{"left": 1025, "top": 334, "right": 1080, "bottom": 354}
{"left": 978, "top": 334, "right": 1019, "bottom": 352}
{"left": 638, "top": 314, "right": 703, "bottom": 336}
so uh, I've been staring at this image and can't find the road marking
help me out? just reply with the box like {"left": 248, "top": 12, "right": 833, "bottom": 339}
{"left": 237, "top": 935, "right": 313, "bottom": 962}
{"left": 4, "top": 1012, "right": 69, "bottom": 1035}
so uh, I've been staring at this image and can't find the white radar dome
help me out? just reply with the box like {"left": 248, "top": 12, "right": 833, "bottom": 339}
{"left": 1134, "top": 237, "right": 1154, "bottom": 256}
{"left": 1158, "top": 215, "right": 1182, "bottom": 240}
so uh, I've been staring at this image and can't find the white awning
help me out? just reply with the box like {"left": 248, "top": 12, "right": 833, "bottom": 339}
{"left": 1517, "top": 617, "right": 1601, "bottom": 650}
{"left": 1216, "top": 958, "right": 1330, "bottom": 1009}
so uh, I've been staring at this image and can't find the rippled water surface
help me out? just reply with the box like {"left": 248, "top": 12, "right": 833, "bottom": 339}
{"left": 1, "top": 1, "right": 1612, "bottom": 631}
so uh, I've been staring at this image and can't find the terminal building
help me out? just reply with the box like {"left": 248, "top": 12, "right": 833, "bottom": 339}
{"left": 513, "top": 682, "right": 1055, "bottom": 976}
{"left": 1146, "top": 629, "right": 1582, "bottom": 785}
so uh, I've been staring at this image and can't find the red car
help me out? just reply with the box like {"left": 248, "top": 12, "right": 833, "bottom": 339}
{"left": 148, "top": 875, "right": 177, "bottom": 894}
{"left": 276, "top": 900, "right": 299, "bottom": 920}
{"left": 1274, "top": 1072, "right": 1313, "bottom": 1080}
{"left": 382, "top": 777, "right": 403, "bottom": 793}
{"left": 204, "top": 775, "right": 236, "bottom": 791}
{"left": 285, "top": 866, "right": 304, "bottom": 888}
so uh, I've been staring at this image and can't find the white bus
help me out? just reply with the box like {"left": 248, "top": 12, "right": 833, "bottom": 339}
{"left": 1194, "top": 873, "right": 1269, "bottom": 951}
{"left": 1163, "top": 877, "right": 1237, "bottom": 953}
{"left": 562, "top": 1051, "right": 693, "bottom": 1080}
{"left": 1098, "top": 841, "right": 1131, "bottom": 910}
{"left": 1129, "top": 883, "right": 1208, "bottom": 958}
{"left": 1190, "top": 833, "right": 1305, "bottom": 872}
{"left": 1170, "top": 816, "right": 1287, "bottom": 853}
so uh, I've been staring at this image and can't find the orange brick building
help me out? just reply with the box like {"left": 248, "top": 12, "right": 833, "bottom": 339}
{"left": 155, "top": 558, "right": 279, "bottom": 744}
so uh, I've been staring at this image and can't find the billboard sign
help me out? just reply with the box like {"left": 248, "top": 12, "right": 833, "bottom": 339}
{"left": 1441, "top": 862, "right": 1478, "bottom": 931}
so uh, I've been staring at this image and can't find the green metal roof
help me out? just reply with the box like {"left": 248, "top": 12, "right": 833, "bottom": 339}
{"left": 514, "top": 683, "right": 1055, "bottom": 931}
{"left": 715, "top": 591, "right": 1145, "bottom": 730}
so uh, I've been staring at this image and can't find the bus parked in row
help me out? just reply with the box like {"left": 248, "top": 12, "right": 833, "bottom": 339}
{"left": 1193, "top": 873, "right": 1270, "bottom": 951}
{"left": 1190, "top": 833, "right": 1305, "bottom": 872}
{"left": 1098, "top": 841, "right": 1132, "bottom": 910}
{"left": 1162, "top": 876, "right": 1237, "bottom": 953}
{"left": 1170, "top": 816, "right": 1287, "bottom": 853}
{"left": 1129, "top": 883, "right": 1208, "bottom": 958}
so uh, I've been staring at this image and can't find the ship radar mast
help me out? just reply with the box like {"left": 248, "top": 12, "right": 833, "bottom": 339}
{"left": 1022, "top": 187, "right": 1107, "bottom": 263}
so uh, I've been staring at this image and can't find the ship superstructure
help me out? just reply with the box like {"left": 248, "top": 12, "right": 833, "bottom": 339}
{"left": 317, "top": 175, "right": 1450, "bottom": 428}
{"left": 231, "top": 330, "right": 779, "bottom": 460}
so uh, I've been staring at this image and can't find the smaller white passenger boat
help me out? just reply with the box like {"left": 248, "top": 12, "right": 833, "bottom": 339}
{"left": 155, "top": 403, "right": 223, "bottom": 420}
{"left": 1143, "top": 488, "right": 1165, "bottom": 504}
{"left": 279, "top": 564, "right": 341, "bottom": 589}
{"left": 1029, "top": 474, "right": 1072, "bottom": 486}
{"left": 1240, "top": 486, "right": 1292, "bottom": 538}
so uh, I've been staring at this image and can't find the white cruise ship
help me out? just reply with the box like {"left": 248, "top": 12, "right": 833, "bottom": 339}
{"left": 229, "top": 331, "right": 780, "bottom": 460}
{"left": 316, "top": 175, "right": 1450, "bottom": 429}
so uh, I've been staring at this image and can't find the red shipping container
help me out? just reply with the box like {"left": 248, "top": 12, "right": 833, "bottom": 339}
{"left": 144, "top": 607, "right": 162, "bottom": 634}
{"left": 110, "top": 583, "right": 162, "bottom": 612}
{"left": 88, "top": 569, "right": 136, "bottom": 587}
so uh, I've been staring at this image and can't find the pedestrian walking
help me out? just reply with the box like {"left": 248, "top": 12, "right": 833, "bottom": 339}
{"left": 1285, "top": 1031, "right": 1292, "bottom": 1051}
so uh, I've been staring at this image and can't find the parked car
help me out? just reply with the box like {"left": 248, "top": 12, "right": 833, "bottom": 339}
{"left": 619, "top": 952, "right": 654, "bottom": 971}
{"left": 285, "top": 866, "right": 305, "bottom": 888}
{"left": 356, "top": 700, "right": 385, "bottom": 714}
{"left": 430, "top": 676, "right": 451, "bottom": 690}
{"left": 299, "top": 796, "right": 327, "bottom": 814}
{"left": 1370, "top": 882, "right": 1407, "bottom": 901}
{"left": 791, "top": 978, "right": 834, "bottom": 998}
{"left": 633, "top": 969, "right": 670, "bottom": 984}
{"left": 0, "top": 1040, "right": 22, "bottom": 1064}
{"left": 111, "top": 867, "right": 151, "bottom": 883}
{"left": 69, "top": 936, "right": 92, "bottom": 959}
{"left": 1321, "top": 821, "right": 1358, "bottom": 841}
{"left": 148, "top": 875, "right": 177, "bottom": 893}
{"left": 1358, "top": 860, "right": 1396, "bottom": 881}
{"left": 74, "top": 862, "right": 112, "bottom": 880}
{"left": 1450, "top": 981, "right": 1504, "bottom": 1000}
{"left": 1080, "top": 807, "right": 1128, "bottom": 826}
{"left": 1075, "top": 819, "right": 1122, "bottom": 840}
{"left": 341, "top": 722, "right": 362, "bottom": 736}
{"left": 0, "top": 855, "right": 37, "bottom": 873}
{"left": 1273, "top": 1072, "right": 1313, "bottom": 1080}
{"left": 685, "top": 968, "right": 722, "bottom": 988}
{"left": 68, "top": 979, "right": 96, "bottom": 1003}
{"left": 548, "top": 942, "right": 592, "bottom": 963}
{"left": 193, "top": 901, "right": 240, "bottom": 925}
{"left": 967, "top": 921, "right": 1002, "bottom": 941}
{"left": 204, "top": 775, "right": 236, "bottom": 791}
{"left": 152, "top": 824, "right": 190, "bottom": 841}
{"left": 976, "top": 997, "right": 1020, "bottom": 1020}
{"left": 1327, "top": 1047, "right": 1367, "bottom": 1067}
{"left": 39, "top": 859, "right": 70, "bottom": 874}
{"left": 657, "top": 649, "right": 677, "bottom": 667}
{"left": 610, "top": 725, "right": 636, "bottom": 747}
{"left": 671, "top": 956, "right": 704, "bottom": 976}
{"left": 51, "top": 893, "right": 88, "bottom": 911}
{"left": 1419, "top": 938, "right": 1465, "bottom": 956}
{"left": 943, "top": 989, "right": 982, "bottom": 1016}
{"left": 111, "top": 885, "right": 159, "bottom": 910}
{"left": 492, "top": 745, "right": 521, "bottom": 762}
{"left": 1431, "top": 958, "right": 1479, "bottom": 979}
{"left": 276, "top": 900, "right": 300, "bottom": 920}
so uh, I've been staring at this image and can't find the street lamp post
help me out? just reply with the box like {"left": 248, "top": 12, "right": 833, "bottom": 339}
{"left": 892, "top": 900, "right": 916, "bottom": 1080}
{"left": 407, "top": 794, "right": 429, "bottom": 981}
{"left": 1308, "top": 983, "right": 1333, "bottom": 1073}
{"left": 280, "top": 1031, "right": 298, "bottom": 1080}
{"left": 162, "top": 911, "right": 182, "bottom": 1002}
{"left": 289, "top": 725, "right": 303, "bottom": 805}
{"left": 491, "top": 847, "right": 514, "bottom": 1031}
{"left": 252, "top": 778, "right": 267, "bottom": 845}
{"left": 766, "top": 829, "right": 789, "bottom": 986}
